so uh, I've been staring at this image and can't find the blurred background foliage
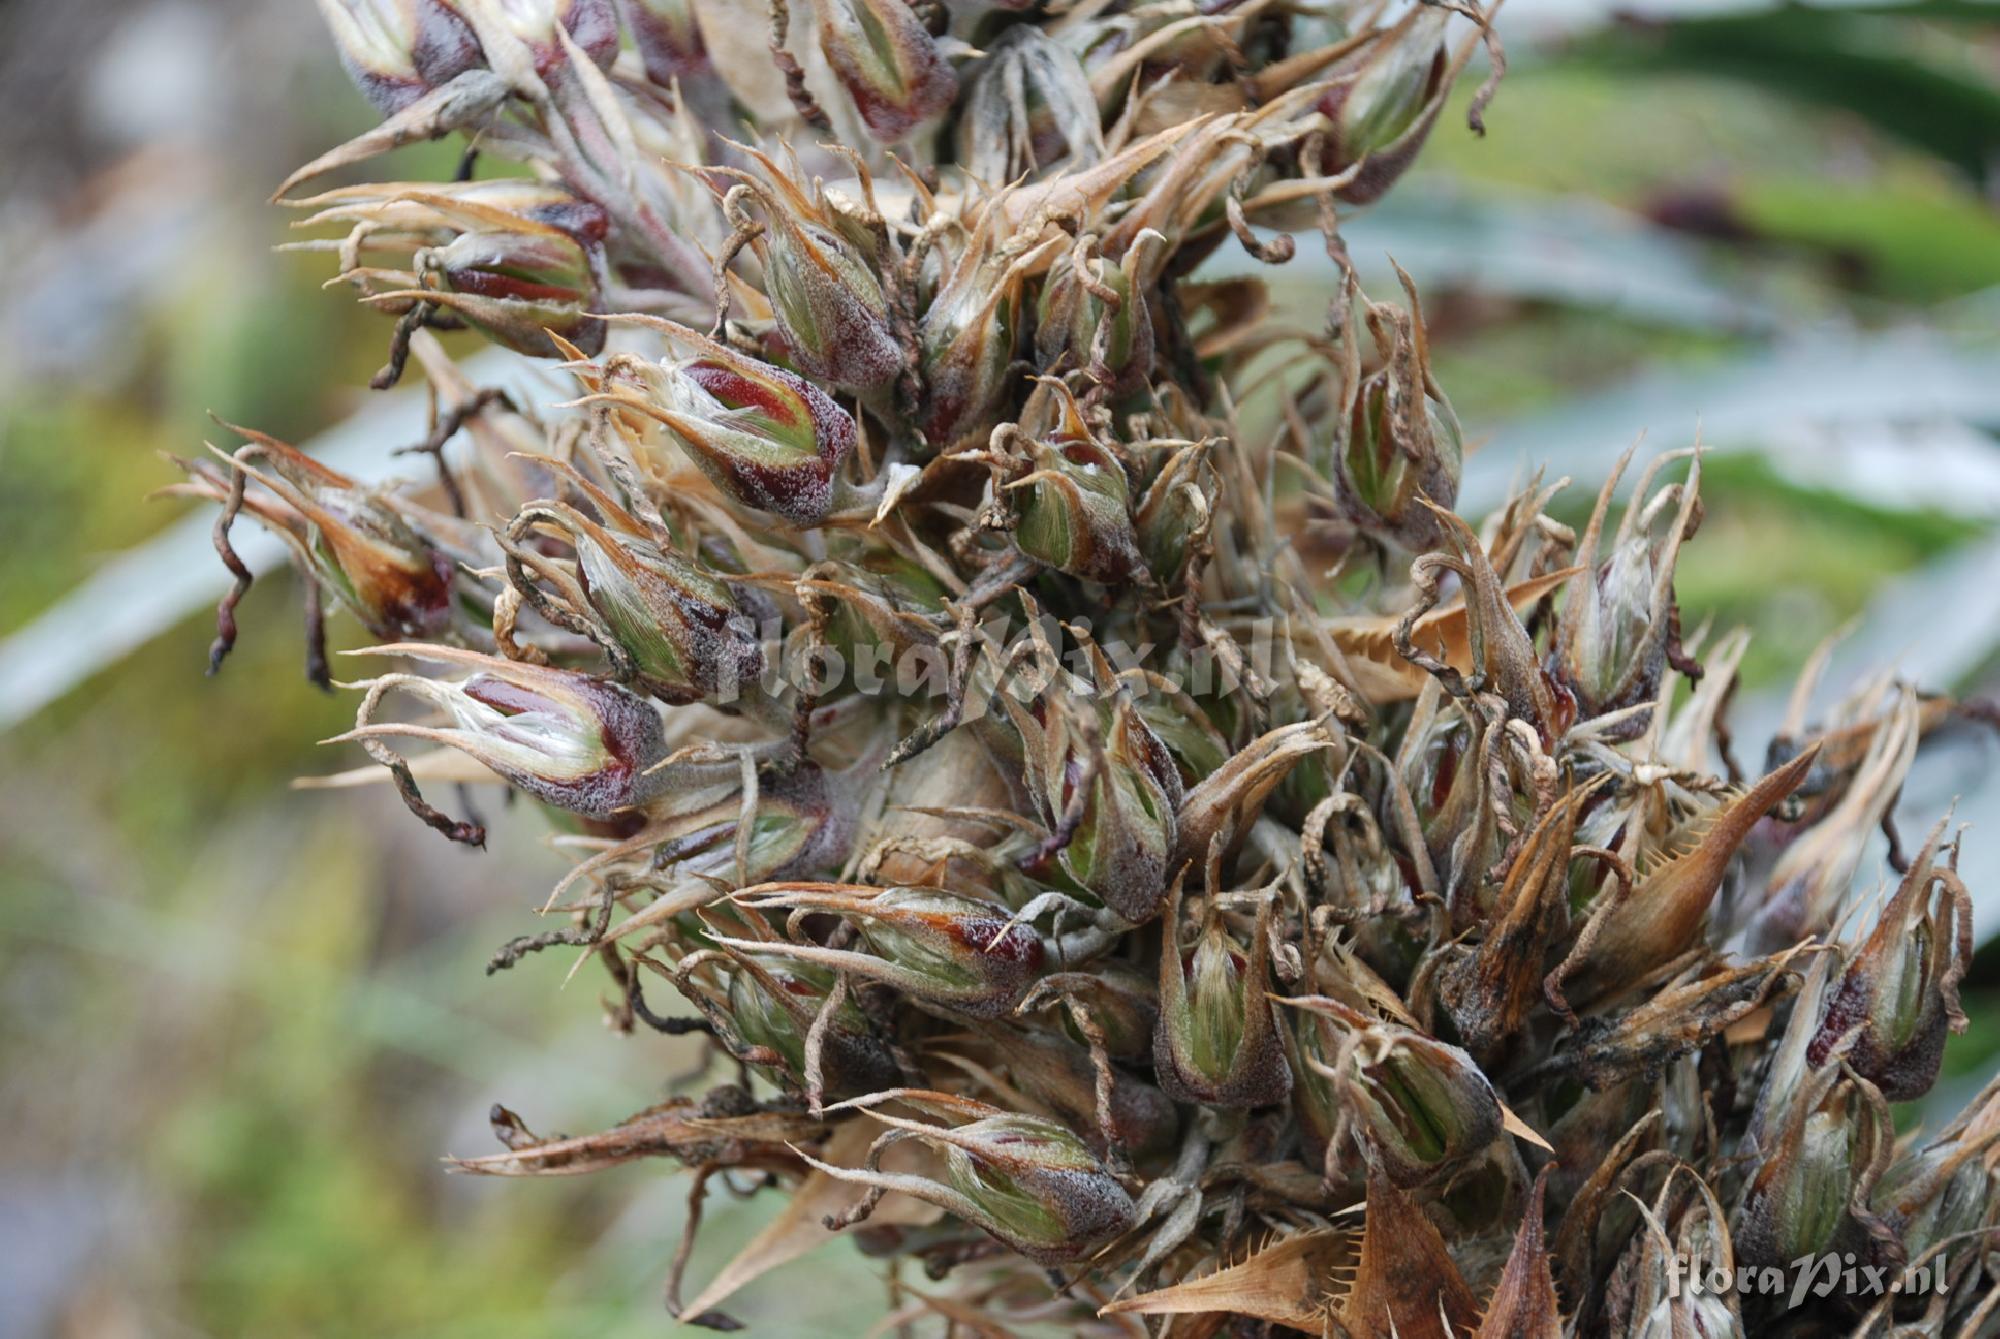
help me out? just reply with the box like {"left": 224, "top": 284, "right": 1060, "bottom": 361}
{"left": 1, "top": 0, "right": 1998, "bottom": 1333}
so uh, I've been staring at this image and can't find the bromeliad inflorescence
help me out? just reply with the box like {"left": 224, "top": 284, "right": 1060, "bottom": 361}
{"left": 166, "top": 1, "right": 2000, "bottom": 1333}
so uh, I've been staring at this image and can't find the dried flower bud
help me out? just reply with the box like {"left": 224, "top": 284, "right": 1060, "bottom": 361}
{"left": 804, "top": 1091, "right": 1136, "bottom": 1264}
{"left": 427, "top": 224, "right": 608, "bottom": 356}
{"left": 1873, "top": 1075, "right": 2000, "bottom": 1263}
{"left": 1745, "top": 688, "right": 1916, "bottom": 953}
{"left": 336, "top": 646, "right": 672, "bottom": 819}
{"left": 719, "top": 153, "right": 905, "bottom": 392}
{"left": 646, "top": 759, "right": 854, "bottom": 886}
{"left": 1315, "top": 10, "right": 1452, "bottom": 205}
{"left": 1396, "top": 699, "right": 1496, "bottom": 900}
{"left": 918, "top": 222, "right": 1063, "bottom": 447}
{"left": 295, "top": 181, "right": 611, "bottom": 358}
{"left": 966, "top": 1021, "right": 1178, "bottom": 1160}
{"left": 1018, "top": 964, "right": 1159, "bottom": 1062}
{"left": 1287, "top": 997, "right": 1502, "bottom": 1188}
{"left": 813, "top": 0, "right": 958, "bottom": 142}
{"left": 315, "top": 0, "right": 482, "bottom": 112}
{"left": 502, "top": 500, "right": 764, "bottom": 703}
{"left": 174, "top": 429, "right": 458, "bottom": 645}
{"left": 1153, "top": 880, "right": 1292, "bottom": 1108}
{"left": 1133, "top": 439, "right": 1212, "bottom": 583}
{"left": 1475, "top": 1169, "right": 1563, "bottom": 1338}
{"left": 959, "top": 25, "right": 1104, "bottom": 182}
{"left": 1735, "top": 1062, "right": 1892, "bottom": 1267}
{"left": 1283, "top": 1002, "right": 1344, "bottom": 1171}
{"left": 1438, "top": 781, "right": 1591, "bottom": 1056}
{"left": 1807, "top": 818, "right": 1971, "bottom": 1101}
{"left": 1552, "top": 448, "right": 1703, "bottom": 720}
{"left": 1035, "top": 230, "right": 1165, "bottom": 397}
{"left": 1568, "top": 949, "right": 1809, "bottom": 1095}
{"left": 1329, "top": 268, "right": 1462, "bottom": 553}
{"left": 1554, "top": 746, "right": 1817, "bottom": 1010}
{"left": 597, "top": 325, "right": 857, "bottom": 526}
{"left": 1003, "top": 665, "right": 1180, "bottom": 925}
{"left": 711, "top": 951, "right": 902, "bottom": 1099}
{"left": 1612, "top": 1169, "right": 1743, "bottom": 1339}
{"left": 1003, "top": 389, "right": 1145, "bottom": 583}
{"left": 1175, "top": 721, "right": 1335, "bottom": 874}
{"left": 722, "top": 885, "right": 1045, "bottom": 1018}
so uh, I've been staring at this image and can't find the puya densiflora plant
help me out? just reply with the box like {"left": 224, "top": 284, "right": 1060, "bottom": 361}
{"left": 160, "top": 0, "right": 2000, "bottom": 1332}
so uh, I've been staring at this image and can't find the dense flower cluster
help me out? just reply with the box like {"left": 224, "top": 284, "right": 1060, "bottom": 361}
{"left": 170, "top": 1, "right": 2000, "bottom": 1332}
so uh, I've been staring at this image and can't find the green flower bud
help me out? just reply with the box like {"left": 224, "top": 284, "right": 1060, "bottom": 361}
{"left": 804, "top": 1091, "right": 1136, "bottom": 1264}
{"left": 1003, "top": 390, "right": 1145, "bottom": 583}
{"left": 1330, "top": 272, "right": 1463, "bottom": 554}
{"left": 798, "top": 556, "right": 950, "bottom": 682}
{"left": 918, "top": 221, "right": 1063, "bottom": 447}
{"left": 1083, "top": 696, "right": 1182, "bottom": 912}
{"left": 1011, "top": 437, "right": 1143, "bottom": 583}
{"left": 1807, "top": 819, "right": 1970, "bottom": 1101}
{"left": 1552, "top": 448, "right": 1703, "bottom": 720}
{"left": 1133, "top": 438, "right": 1212, "bottom": 584}
{"left": 175, "top": 428, "right": 457, "bottom": 645}
{"left": 968, "top": 1021, "right": 1178, "bottom": 1160}
{"left": 1153, "top": 880, "right": 1292, "bottom": 1109}
{"left": 501, "top": 500, "right": 764, "bottom": 704}
{"left": 1037, "top": 230, "right": 1165, "bottom": 399}
{"left": 1003, "top": 669, "right": 1180, "bottom": 925}
{"left": 713, "top": 951, "right": 902, "bottom": 1099}
{"left": 314, "top": 0, "right": 481, "bottom": 113}
{"left": 1287, "top": 997, "right": 1503, "bottom": 1189}
{"left": 1743, "top": 1109, "right": 1855, "bottom": 1264}
{"left": 1127, "top": 677, "right": 1231, "bottom": 789}
{"left": 596, "top": 324, "right": 857, "bottom": 526}
{"left": 720, "top": 885, "right": 1046, "bottom": 1018}
{"left": 1735, "top": 1065, "right": 1891, "bottom": 1268}
{"left": 718, "top": 149, "right": 905, "bottom": 393}
{"left": 335, "top": 646, "right": 673, "bottom": 820}
{"left": 646, "top": 760, "right": 854, "bottom": 886}
{"left": 1314, "top": 10, "right": 1452, "bottom": 205}
{"left": 1874, "top": 1133, "right": 1994, "bottom": 1266}
{"left": 429, "top": 226, "right": 607, "bottom": 355}
{"left": 293, "top": 180, "right": 611, "bottom": 358}
{"left": 814, "top": 0, "right": 958, "bottom": 143}
{"left": 1868, "top": 1071, "right": 2000, "bottom": 1276}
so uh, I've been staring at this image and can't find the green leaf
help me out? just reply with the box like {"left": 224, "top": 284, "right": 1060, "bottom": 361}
{"left": 1572, "top": 7, "right": 2000, "bottom": 186}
